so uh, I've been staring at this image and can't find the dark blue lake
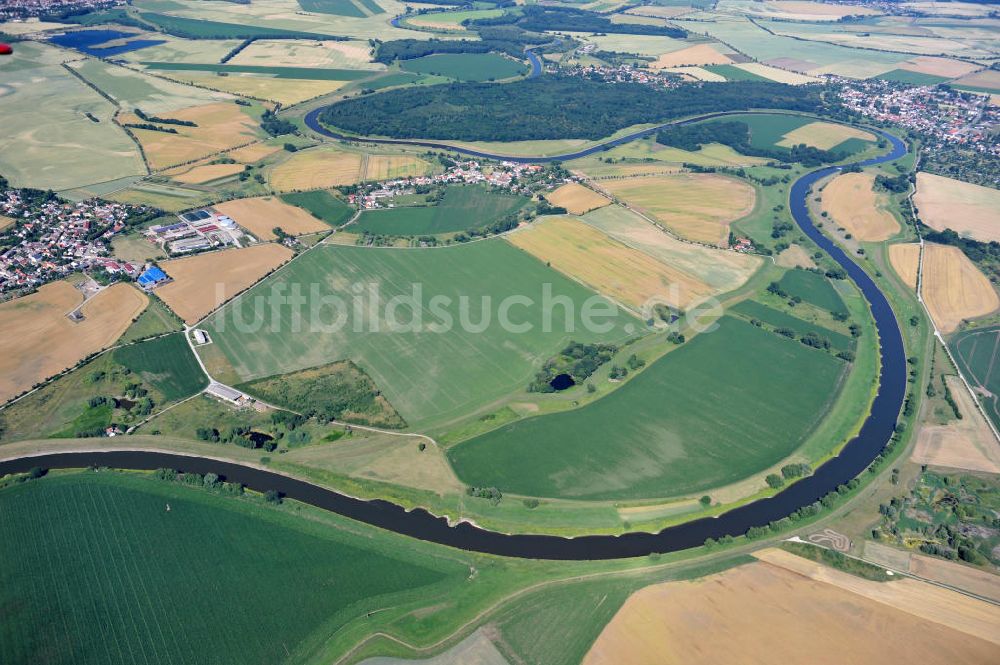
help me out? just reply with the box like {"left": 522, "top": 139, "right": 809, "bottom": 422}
{"left": 48, "top": 29, "right": 165, "bottom": 56}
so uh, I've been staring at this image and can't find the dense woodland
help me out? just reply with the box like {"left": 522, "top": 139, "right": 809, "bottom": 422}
{"left": 321, "top": 78, "right": 826, "bottom": 141}
{"left": 657, "top": 120, "right": 848, "bottom": 167}
{"left": 470, "top": 6, "right": 686, "bottom": 38}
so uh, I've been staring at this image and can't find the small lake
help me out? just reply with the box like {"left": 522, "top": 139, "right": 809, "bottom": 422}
{"left": 549, "top": 373, "right": 575, "bottom": 391}
{"left": 49, "top": 30, "right": 165, "bottom": 56}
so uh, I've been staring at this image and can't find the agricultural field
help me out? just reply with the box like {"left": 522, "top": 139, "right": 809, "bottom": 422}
{"left": 545, "top": 182, "right": 611, "bottom": 215}
{"left": 581, "top": 206, "right": 762, "bottom": 295}
{"left": 730, "top": 299, "right": 854, "bottom": 352}
{"left": 0, "top": 41, "right": 145, "bottom": 191}
{"left": 821, "top": 172, "right": 899, "bottom": 242}
{"left": 649, "top": 43, "right": 733, "bottom": 68}
{"left": 122, "top": 101, "right": 262, "bottom": 170}
{"left": 915, "top": 172, "right": 1000, "bottom": 243}
{"left": 226, "top": 142, "right": 282, "bottom": 164}
{"left": 0, "top": 472, "right": 467, "bottom": 665}
{"left": 280, "top": 190, "right": 355, "bottom": 227}
{"left": 399, "top": 53, "right": 528, "bottom": 81}
{"left": 214, "top": 196, "right": 330, "bottom": 239}
{"left": 777, "top": 269, "right": 847, "bottom": 314}
{"left": 508, "top": 215, "right": 720, "bottom": 311}
{"left": 449, "top": 316, "right": 847, "bottom": 500}
{"left": 599, "top": 173, "right": 755, "bottom": 246}
{"left": 167, "top": 162, "right": 245, "bottom": 184}
{"left": 67, "top": 57, "right": 230, "bottom": 114}
{"left": 114, "top": 332, "right": 208, "bottom": 402}
{"left": 584, "top": 550, "right": 1000, "bottom": 665}
{"left": 362, "top": 154, "right": 434, "bottom": 181}
{"left": 913, "top": 375, "right": 1000, "bottom": 474}
{"left": 155, "top": 71, "right": 352, "bottom": 105}
{"left": 920, "top": 243, "right": 998, "bottom": 334}
{"left": 949, "top": 68, "right": 1000, "bottom": 94}
{"left": 353, "top": 184, "right": 528, "bottom": 236}
{"left": 776, "top": 121, "right": 875, "bottom": 152}
{"left": 704, "top": 64, "right": 770, "bottom": 82}
{"left": 951, "top": 325, "right": 1000, "bottom": 433}
{"left": 204, "top": 240, "right": 639, "bottom": 427}
{"left": 0, "top": 282, "right": 147, "bottom": 404}
{"left": 155, "top": 243, "right": 294, "bottom": 324}
{"left": 229, "top": 39, "right": 383, "bottom": 70}
{"left": 269, "top": 146, "right": 363, "bottom": 191}
{"left": 727, "top": 62, "right": 820, "bottom": 84}
{"left": 888, "top": 242, "right": 920, "bottom": 290}
{"left": 403, "top": 8, "right": 504, "bottom": 31}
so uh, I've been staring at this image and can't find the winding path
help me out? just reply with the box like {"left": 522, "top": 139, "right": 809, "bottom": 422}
{"left": 0, "top": 117, "right": 908, "bottom": 560}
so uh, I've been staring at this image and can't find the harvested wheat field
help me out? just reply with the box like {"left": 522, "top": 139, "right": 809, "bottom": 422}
{"left": 160, "top": 72, "right": 348, "bottom": 106}
{"left": 913, "top": 375, "right": 1000, "bottom": 473}
{"left": 733, "top": 62, "right": 820, "bottom": 84}
{"left": 915, "top": 172, "right": 1000, "bottom": 242}
{"left": 778, "top": 121, "right": 876, "bottom": 151}
{"left": 899, "top": 56, "right": 981, "bottom": 79}
{"left": 226, "top": 142, "right": 282, "bottom": 164}
{"left": 888, "top": 242, "right": 920, "bottom": 290}
{"left": 922, "top": 242, "right": 998, "bottom": 333}
{"left": 0, "top": 215, "right": 15, "bottom": 231}
{"left": 650, "top": 44, "right": 732, "bottom": 68}
{"left": 270, "top": 147, "right": 363, "bottom": 192}
{"left": 507, "top": 215, "right": 715, "bottom": 310}
{"left": 545, "top": 182, "right": 611, "bottom": 215}
{"left": 0, "top": 282, "right": 148, "bottom": 403}
{"left": 156, "top": 243, "right": 293, "bottom": 324}
{"left": 600, "top": 173, "right": 755, "bottom": 246}
{"left": 362, "top": 154, "right": 433, "bottom": 181}
{"left": 214, "top": 196, "right": 329, "bottom": 240}
{"left": 908, "top": 553, "right": 1000, "bottom": 605}
{"left": 123, "top": 102, "right": 261, "bottom": 170}
{"left": 776, "top": 243, "right": 817, "bottom": 269}
{"left": 951, "top": 69, "right": 1000, "bottom": 93}
{"left": 169, "top": 163, "right": 245, "bottom": 184}
{"left": 821, "top": 172, "right": 900, "bottom": 241}
{"left": 585, "top": 555, "right": 999, "bottom": 665}
{"left": 756, "top": 548, "right": 1000, "bottom": 645}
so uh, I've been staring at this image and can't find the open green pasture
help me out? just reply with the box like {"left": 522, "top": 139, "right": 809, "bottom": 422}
{"left": 730, "top": 300, "right": 853, "bottom": 351}
{"left": 204, "top": 240, "right": 639, "bottom": 427}
{"left": 141, "top": 61, "right": 373, "bottom": 80}
{"left": 137, "top": 11, "right": 336, "bottom": 39}
{"left": 281, "top": 190, "right": 355, "bottom": 227}
{"left": 448, "top": 316, "right": 846, "bottom": 500}
{"left": 876, "top": 69, "right": 950, "bottom": 86}
{"left": 950, "top": 325, "right": 1000, "bottom": 432}
{"left": 0, "top": 472, "right": 462, "bottom": 665}
{"left": 298, "top": 0, "right": 366, "bottom": 17}
{"left": 114, "top": 332, "right": 208, "bottom": 402}
{"left": 354, "top": 184, "right": 529, "bottom": 236}
{"left": 704, "top": 64, "right": 770, "bottom": 81}
{"left": 399, "top": 53, "right": 528, "bottom": 82}
{"left": 777, "top": 269, "right": 847, "bottom": 314}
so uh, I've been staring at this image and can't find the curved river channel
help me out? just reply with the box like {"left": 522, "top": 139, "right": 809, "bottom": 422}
{"left": 0, "top": 116, "right": 907, "bottom": 560}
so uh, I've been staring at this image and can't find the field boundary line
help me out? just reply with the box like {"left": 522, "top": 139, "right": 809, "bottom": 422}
{"left": 907, "top": 149, "right": 1000, "bottom": 446}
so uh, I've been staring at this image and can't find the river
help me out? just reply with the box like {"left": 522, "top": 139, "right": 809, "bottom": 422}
{"left": 0, "top": 119, "right": 907, "bottom": 560}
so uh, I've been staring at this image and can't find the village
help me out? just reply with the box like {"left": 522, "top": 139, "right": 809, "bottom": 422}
{"left": 0, "top": 183, "right": 157, "bottom": 297}
{"left": 348, "top": 158, "right": 548, "bottom": 209}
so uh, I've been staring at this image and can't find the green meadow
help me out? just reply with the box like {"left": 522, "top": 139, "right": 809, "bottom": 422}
{"left": 448, "top": 316, "right": 846, "bottom": 500}
{"left": 281, "top": 190, "right": 355, "bottom": 227}
{"left": 353, "top": 184, "right": 530, "bottom": 236}
{"left": 204, "top": 240, "right": 639, "bottom": 427}
{"left": 704, "top": 64, "right": 769, "bottom": 82}
{"left": 875, "top": 69, "right": 950, "bottom": 86}
{"left": 400, "top": 53, "right": 528, "bottom": 82}
{"left": 730, "top": 300, "right": 853, "bottom": 351}
{"left": 298, "top": 0, "right": 366, "bottom": 17}
{"left": 950, "top": 325, "right": 1000, "bottom": 431}
{"left": 0, "top": 473, "right": 462, "bottom": 665}
{"left": 777, "top": 269, "right": 847, "bottom": 314}
{"left": 114, "top": 332, "right": 208, "bottom": 402}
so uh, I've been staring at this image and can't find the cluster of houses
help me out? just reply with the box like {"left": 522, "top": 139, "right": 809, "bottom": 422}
{"left": 0, "top": 0, "right": 123, "bottom": 21}
{"left": 0, "top": 188, "right": 151, "bottom": 295}
{"left": 566, "top": 63, "right": 682, "bottom": 89}
{"left": 348, "top": 160, "right": 545, "bottom": 210}
{"left": 837, "top": 78, "right": 999, "bottom": 158}
{"left": 144, "top": 208, "right": 243, "bottom": 254}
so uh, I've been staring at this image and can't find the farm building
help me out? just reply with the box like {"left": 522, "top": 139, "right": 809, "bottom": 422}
{"left": 137, "top": 266, "right": 169, "bottom": 289}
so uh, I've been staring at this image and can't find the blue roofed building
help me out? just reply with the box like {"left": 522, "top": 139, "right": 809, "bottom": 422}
{"left": 137, "top": 266, "right": 168, "bottom": 289}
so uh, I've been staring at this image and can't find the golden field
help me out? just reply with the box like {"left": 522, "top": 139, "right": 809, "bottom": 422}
{"left": 269, "top": 147, "right": 363, "bottom": 192}
{"left": 821, "top": 172, "right": 899, "bottom": 241}
{"left": 600, "top": 173, "right": 755, "bottom": 246}
{"left": 362, "top": 154, "right": 433, "bottom": 181}
{"left": 213, "top": 196, "right": 330, "bottom": 239}
{"left": 156, "top": 243, "right": 293, "bottom": 324}
{"left": 888, "top": 242, "right": 920, "bottom": 290}
{"left": 545, "top": 182, "right": 611, "bottom": 215}
{"left": 168, "top": 162, "right": 245, "bottom": 184}
{"left": 778, "top": 121, "right": 875, "bottom": 151}
{"left": 915, "top": 172, "right": 1000, "bottom": 243}
{"left": 0, "top": 282, "right": 147, "bottom": 403}
{"left": 921, "top": 242, "right": 998, "bottom": 333}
